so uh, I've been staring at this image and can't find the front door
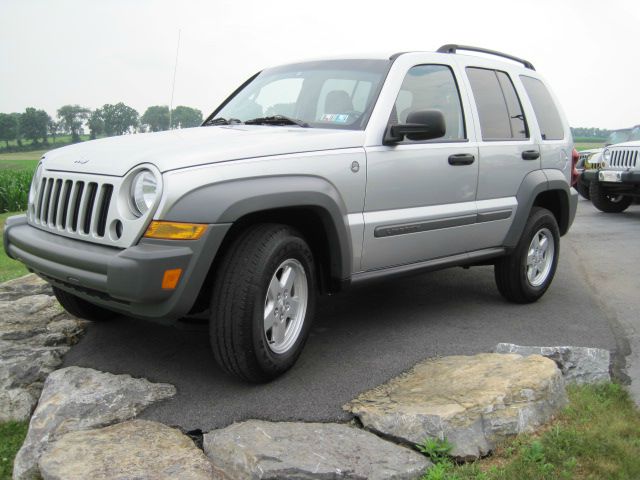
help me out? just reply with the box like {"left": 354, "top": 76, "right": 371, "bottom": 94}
{"left": 361, "top": 63, "right": 479, "bottom": 271}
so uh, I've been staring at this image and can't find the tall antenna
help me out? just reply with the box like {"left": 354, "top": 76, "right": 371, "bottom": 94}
{"left": 169, "top": 29, "right": 181, "bottom": 130}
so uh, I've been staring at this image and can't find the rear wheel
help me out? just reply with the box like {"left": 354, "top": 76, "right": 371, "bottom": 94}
{"left": 209, "top": 224, "right": 316, "bottom": 382}
{"left": 494, "top": 207, "right": 560, "bottom": 304}
{"left": 589, "top": 181, "right": 632, "bottom": 213}
{"left": 53, "top": 287, "right": 117, "bottom": 321}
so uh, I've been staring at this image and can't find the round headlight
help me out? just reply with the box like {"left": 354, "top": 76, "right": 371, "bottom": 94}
{"left": 130, "top": 170, "right": 158, "bottom": 217}
{"left": 29, "top": 164, "right": 43, "bottom": 206}
{"left": 602, "top": 148, "right": 610, "bottom": 167}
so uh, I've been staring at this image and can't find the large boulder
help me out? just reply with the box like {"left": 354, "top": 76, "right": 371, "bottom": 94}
{"left": 13, "top": 367, "right": 176, "bottom": 480}
{"left": 495, "top": 343, "right": 610, "bottom": 384}
{"left": 345, "top": 353, "right": 567, "bottom": 460}
{"left": 0, "top": 285, "right": 87, "bottom": 422}
{"left": 39, "top": 420, "right": 220, "bottom": 480}
{"left": 0, "top": 274, "right": 52, "bottom": 301}
{"left": 203, "top": 419, "right": 430, "bottom": 479}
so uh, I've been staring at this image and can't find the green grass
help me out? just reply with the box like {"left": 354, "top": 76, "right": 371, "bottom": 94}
{"left": 0, "top": 420, "right": 28, "bottom": 480}
{"left": 421, "top": 383, "right": 640, "bottom": 480}
{"left": 0, "top": 211, "right": 28, "bottom": 282}
{"left": 575, "top": 142, "right": 604, "bottom": 152}
{"left": 1, "top": 134, "right": 90, "bottom": 149}
{"left": 0, "top": 151, "right": 47, "bottom": 162}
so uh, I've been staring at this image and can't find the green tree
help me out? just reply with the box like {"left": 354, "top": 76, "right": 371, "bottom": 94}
{"left": 87, "top": 109, "right": 104, "bottom": 139}
{"left": 141, "top": 106, "right": 170, "bottom": 132}
{"left": 0, "top": 113, "right": 18, "bottom": 148}
{"left": 101, "top": 103, "right": 139, "bottom": 136}
{"left": 171, "top": 106, "right": 203, "bottom": 129}
{"left": 10, "top": 112, "right": 23, "bottom": 146}
{"left": 57, "top": 105, "right": 90, "bottom": 143}
{"left": 19, "top": 108, "right": 50, "bottom": 144}
{"left": 48, "top": 120, "right": 60, "bottom": 144}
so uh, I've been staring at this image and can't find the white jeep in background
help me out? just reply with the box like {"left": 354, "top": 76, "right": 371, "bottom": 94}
{"left": 4, "top": 45, "right": 577, "bottom": 382}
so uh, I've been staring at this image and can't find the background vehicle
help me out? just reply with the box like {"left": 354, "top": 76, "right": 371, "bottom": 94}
{"left": 575, "top": 126, "right": 640, "bottom": 199}
{"left": 4, "top": 45, "right": 577, "bottom": 382}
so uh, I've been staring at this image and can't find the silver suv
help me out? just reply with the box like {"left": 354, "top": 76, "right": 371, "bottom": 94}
{"left": 4, "top": 45, "right": 577, "bottom": 382}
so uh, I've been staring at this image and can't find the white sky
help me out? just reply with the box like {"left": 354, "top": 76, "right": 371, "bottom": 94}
{"left": 1, "top": 0, "right": 638, "bottom": 129}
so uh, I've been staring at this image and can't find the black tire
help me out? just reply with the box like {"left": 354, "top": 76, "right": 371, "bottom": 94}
{"left": 589, "top": 181, "right": 632, "bottom": 213}
{"left": 494, "top": 207, "right": 560, "bottom": 304}
{"left": 575, "top": 179, "right": 590, "bottom": 200}
{"left": 209, "top": 223, "right": 317, "bottom": 382}
{"left": 53, "top": 286, "right": 117, "bottom": 321}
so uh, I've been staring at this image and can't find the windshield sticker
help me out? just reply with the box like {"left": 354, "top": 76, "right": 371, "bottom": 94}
{"left": 321, "top": 113, "right": 350, "bottom": 123}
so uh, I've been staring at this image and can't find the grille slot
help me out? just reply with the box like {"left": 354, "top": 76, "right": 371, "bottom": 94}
{"left": 32, "top": 176, "right": 115, "bottom": 238}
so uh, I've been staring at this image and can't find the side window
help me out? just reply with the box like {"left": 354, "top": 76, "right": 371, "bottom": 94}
{"left": 391, "top": 64, "right": 466, "bottom": 141}
{"left": 520, "top": 76, "right": 564, "bottom": 140}
{"left": 466, "top": 67, "right": 528, "bottom": 141}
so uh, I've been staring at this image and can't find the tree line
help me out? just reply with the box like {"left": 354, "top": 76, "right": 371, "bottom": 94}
{"left": 0, "top": 103, "right": 203, "bottom": 150}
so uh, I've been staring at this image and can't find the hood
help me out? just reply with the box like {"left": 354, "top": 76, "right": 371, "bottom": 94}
{"left": 606, "top": 140, "right": 640, "bottom": 148}
{"left": 42, "top": 126, "right": 366, "bottom": 176}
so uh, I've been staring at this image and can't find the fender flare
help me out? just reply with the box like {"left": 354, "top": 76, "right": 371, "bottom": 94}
{"left": 164, "top": 175, "right": 353, "bottom": 281}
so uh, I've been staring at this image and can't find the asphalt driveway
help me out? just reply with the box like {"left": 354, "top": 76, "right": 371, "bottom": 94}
{"left": 62, "top": 199, "right": 628, "bottom": 431}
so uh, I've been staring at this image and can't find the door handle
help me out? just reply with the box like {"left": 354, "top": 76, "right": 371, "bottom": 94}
{"left": 448, "top": 153, "right": 475, "bottom": 166}
{"left": 522, "top": 150, "right": 540, "bottom": 160}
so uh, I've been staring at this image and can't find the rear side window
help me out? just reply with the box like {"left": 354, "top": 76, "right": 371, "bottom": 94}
{"left": 520, "top": 76, "right": 564, "bottom": 140}
{"left": 466, "top": 67, "right": 528, "bottom": 141}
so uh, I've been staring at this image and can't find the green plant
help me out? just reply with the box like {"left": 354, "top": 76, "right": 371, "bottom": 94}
{"left": 0, "top": 168, "right": 34, "bottom": 213}
{"left": 417, "top": 437, "right": 454, "bottom": 464}
{"left": 0, "top": 420, "right": 29, "bottom": 479}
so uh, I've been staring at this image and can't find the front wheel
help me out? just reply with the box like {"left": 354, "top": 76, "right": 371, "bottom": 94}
{"left": 209, "top": 224, "right": 316, "bottom": 382}
{"left": 53, "top": 287, "right": 117, "bottom": 321}
{"left": 494, "top": 207, "right": 560, "bottom": 304}
{"left": 575, "top": 178, "right": 590, "bottom": 200}
{"left": 589, "top": 181, "right": 632, "bottom": 213}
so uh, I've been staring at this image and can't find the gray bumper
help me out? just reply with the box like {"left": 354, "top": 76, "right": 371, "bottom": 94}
{"left": 4, "top": 215, "right": 230, "bottom": 319}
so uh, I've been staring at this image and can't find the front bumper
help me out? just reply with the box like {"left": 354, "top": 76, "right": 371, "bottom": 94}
{"left": 4, "top": 215, "right": 230, "bottom": 319}
{"left": 582, "top": 169, "right": 640, "bottom": 185}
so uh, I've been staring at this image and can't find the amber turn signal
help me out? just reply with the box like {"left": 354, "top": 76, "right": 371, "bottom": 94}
{"left": 144, "top": 221, "right": 207, "bottom": 240}
{"left": 161, "top": 268, "right": 183, "bottom": 290}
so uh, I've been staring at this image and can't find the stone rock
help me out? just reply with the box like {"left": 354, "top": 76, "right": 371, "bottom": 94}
{"left": 345, "top": 353, "right": 567, "bottom": 460}
{"left": 0, "top": 274, "right": 52, "bottom": 301}
{"left": 203, "top": 419, "right": 430, "bottom": 479}
{"left": 39, "top": 420, "right": 218, "bottom": 480}
{"left": 13, "top": 367, "right": 177, "bottom": 480}
{"left": 0, "top": 287, "right": 87, "bottom": 422}
{"left": 495, "top": 343, "right": 611, "bottom": 385}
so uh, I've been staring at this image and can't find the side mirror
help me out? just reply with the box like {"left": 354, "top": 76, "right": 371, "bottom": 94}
{"left": 383, "top": 110, "right": 446, "bottom": 145}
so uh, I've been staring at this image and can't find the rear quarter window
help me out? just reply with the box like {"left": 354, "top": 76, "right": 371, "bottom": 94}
{"left": 520, "top": 76, "right": 564, "bottom": 141}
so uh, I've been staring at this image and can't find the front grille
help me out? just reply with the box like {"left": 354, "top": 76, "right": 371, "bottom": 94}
{"left": 609, "top": 148, "right": 639, "bottom": 169}
{"left": 32, "top": 175, "right": 114, "bottom": 238}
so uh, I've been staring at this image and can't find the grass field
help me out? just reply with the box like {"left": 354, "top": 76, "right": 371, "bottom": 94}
{"left": 0, "top": 211, "right": 28, "bottom": 282}
{"left": 1, "top": 134, "right": 90, "bottom": 149}
{"left": 575, "top": 142, "right": 605, "bottom": 151}
{"left": 423, "top": 383, "right": 640, "bottom": 480}
{"left": 0, "top": 420, "right": 29, "bottom": 480}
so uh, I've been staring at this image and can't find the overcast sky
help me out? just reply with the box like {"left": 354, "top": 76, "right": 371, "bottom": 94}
{"left": 1, "top": 0, "right": 638, "bottom": 129}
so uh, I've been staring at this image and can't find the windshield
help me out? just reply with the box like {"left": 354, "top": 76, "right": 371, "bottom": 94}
{"left": 606, "top": 129, "right": 631, "bottom": 145}
{"left": 205, "top": 59, "right": 390, "bottom": 130}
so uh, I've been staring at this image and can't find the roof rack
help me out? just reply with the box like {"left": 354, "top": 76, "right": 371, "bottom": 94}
{"left": 437, "top": 44, "right": 535, "bottom": 71}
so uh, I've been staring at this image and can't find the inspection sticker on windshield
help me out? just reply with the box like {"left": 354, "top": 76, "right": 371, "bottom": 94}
{"left": 321, "top": 113, "right": 349, "bottom": 123}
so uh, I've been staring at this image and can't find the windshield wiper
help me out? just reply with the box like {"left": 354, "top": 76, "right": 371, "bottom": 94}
{"left": 245, "top": 115, "right": 309, "bottom": 128}
{"left": 203, "top": 117, "right": 243, "bottom": 126}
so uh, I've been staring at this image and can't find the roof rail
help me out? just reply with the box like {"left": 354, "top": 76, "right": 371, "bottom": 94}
{"left": 437, "top": 44, "right": 535, "bottom": 71}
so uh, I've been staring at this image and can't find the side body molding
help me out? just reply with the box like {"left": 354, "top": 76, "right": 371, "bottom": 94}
{"left": 503, "top": 169, "right": 575, "bottom": 248}
{"left": 164, "top": 176, "right": 353, "bottom": 282}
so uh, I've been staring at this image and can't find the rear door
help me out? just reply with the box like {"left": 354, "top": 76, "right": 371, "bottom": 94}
{"left": 458, "top": 62, "right": 540, "bottom": 249}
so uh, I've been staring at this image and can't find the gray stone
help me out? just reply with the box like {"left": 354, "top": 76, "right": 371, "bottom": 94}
{"left": 203, "top": 419, "right": 430, "bottom": 479}
{"left": 495, "top": 343, "right": 611, "bottom": 385}
{"left": 345, "top": 353, "right": 567, "bottom": 460}
{"left": 39, "top": 419, "right": 219, "bottom": 480}
{"left": 0, "top": 274, "right": 52, "bottom": 301}
{"left": 13, "top": 367, "right": 177, "bottom": 480}
{"left": 0, "top": 286, "right": 87, "bottom": 423}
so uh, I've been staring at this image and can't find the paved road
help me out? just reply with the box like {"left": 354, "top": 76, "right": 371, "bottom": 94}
{"left": 63, "top": 199, "right": 635, "bottom": 431}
